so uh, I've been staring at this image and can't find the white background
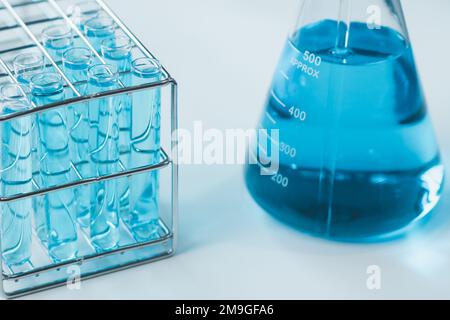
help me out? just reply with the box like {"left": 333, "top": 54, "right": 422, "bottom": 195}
{"left": 14, "top": 0, "right": 450, "bottom": 299}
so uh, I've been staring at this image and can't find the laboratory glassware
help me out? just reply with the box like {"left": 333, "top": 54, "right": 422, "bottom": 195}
{"left": 101, "top": 35, "right": 133, "bottom": 221}
{"left": 41, "top": 24, "right": 74, "bottom": 60}
{"left": 87, "top": 63, "right": 120, "bottom": 251}
{"left": 245, "top": 0, "right": 444, "bottom": 241}
{"left": 63, "top": 47, "right": 94, "bottom": 88}
{"left": 30, "top": 72, "right": 78, "bottom": 261}
{"left": 62, "top": 47, "right": 93, "bottom": 227}
{"left": 0, "top": 84, "right": 33, "bottom": 266}
{"left": 101, "top": 35, "right": 133, "bottom": 76}
{"left": 13, "top": 52, "right": 45, "bottom": 85}
{"left": 129, "top": 57, "right": 163, "bottom": 241}
{"left": 84, "top": 15, "right": 115, "bottom": 52}
{"left": 69, "top": 0, "right": 102, "bottom": 31}
{"left": 12, "top": 52, "right": 45, "bottom": 196}
{"left": 0, "top": 0, "right": 177, "bottom": 299}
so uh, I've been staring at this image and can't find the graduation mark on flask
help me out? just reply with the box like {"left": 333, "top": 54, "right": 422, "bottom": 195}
{"left": 290, "top": 50, "right": 321, "bottom": 79}
{"left": 288, "top": 106, "right": 307, "bottom": 122}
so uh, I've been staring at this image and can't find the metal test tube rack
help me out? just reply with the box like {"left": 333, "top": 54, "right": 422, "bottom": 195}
{"left": 0, "top": 0, "right": 178, "bottom": 298}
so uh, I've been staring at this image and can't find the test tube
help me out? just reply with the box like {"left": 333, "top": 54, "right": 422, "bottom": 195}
{"left": 84, "top": 16, "right": 115, "bottom": 53}
{"left": 63, "top": 47, "right": 93, "bottom": 228}
{"left": 63, "top": 47, "right": 94, "bottom": 88}
{"left": 101, "top": 36, "right": 133, "bottom": 76}
{"left": 12, "top": 52, "right": 45, "bottom": 203}
{"left": 30, "top": 72, "right": 78, "bottom": 262}
{"left": 87, "top": 64, "right": 120, "bottom": 251}
{"left": 101, "top": 36, "right": 133, "bottom": 219}
{"left": 70, "top": 0, "right": 102, "bottom": 31}
{"left": 41, "top": 24, "right": 74, "bottom": 60}
{"left": 13, "top": 52, "right": 45, "bottom": 86}
{"left": 0, "top": 84, "right": 33, "bottom": 266}
{"left": 128, "top": 58, "right": 163, "bottom": 241}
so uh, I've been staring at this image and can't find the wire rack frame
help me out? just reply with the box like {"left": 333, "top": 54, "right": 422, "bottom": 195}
{"left": 0, "top": 0, "right": 179, "bottom": 298}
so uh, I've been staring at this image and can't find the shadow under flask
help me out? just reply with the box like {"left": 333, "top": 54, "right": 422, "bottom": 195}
{"left": 245, "top": 0, "right": 444, "bottom": 241}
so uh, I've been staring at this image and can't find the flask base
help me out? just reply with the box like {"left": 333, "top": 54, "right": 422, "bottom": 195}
{"left": 245, "top": 158, "right": 445, "bottom": 242}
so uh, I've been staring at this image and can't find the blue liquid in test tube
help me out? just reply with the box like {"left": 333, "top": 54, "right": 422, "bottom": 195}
{"left": 87, "top": 64, "right": 120, "bottom": 251}
{"left": 84, "top": 16, "right": 115, "bottom": 53}
{"left": 13, "top": 53, "right": 45, "bottom": 87}
{"left": 13, "top": 52, "right": 46, "bottom": 243}
{"left": 63, "top": 47, "right": 93, "bottom": 228}
{"left": 41, "top": 24, "right": 74, "bottom": 61}
{"left": 0, "top": 84, "right": 33, "bottom": 266}
{"left": 129, "top": 58, "right": 163, "bottom": 241}
{"left": 31, "top": 73, "right": 78, "bottom": 262}
{"left": 70, "top": 0, "right": 101, "bottom": 32}
{"left": 101, "top": 36, "right": 133, "bottom": 220}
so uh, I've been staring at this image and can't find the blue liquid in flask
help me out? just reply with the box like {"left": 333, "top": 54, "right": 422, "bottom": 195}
{"left": 245, "top": 20, "right": 444, "bottom": 241}
{"left": 31, "top": 73, "right": 78, "bottom": 261}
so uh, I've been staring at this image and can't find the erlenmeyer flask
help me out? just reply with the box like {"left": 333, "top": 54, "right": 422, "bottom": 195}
{"left": 245, "top": 0, "right": 444, "bottom": 241}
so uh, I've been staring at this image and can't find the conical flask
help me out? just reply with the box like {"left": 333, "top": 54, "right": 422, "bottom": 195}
{"left": 245, "top": 0, "right": 444, "bottom": 241}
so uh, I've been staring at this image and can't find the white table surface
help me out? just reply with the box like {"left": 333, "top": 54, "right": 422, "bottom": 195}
{"left": 11, "top": 0, "right": 450, "bottom": 299}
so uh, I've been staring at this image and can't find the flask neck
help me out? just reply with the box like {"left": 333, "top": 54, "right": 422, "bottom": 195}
{"left": 291, "top": 0, "right": 409, "bottom": 43}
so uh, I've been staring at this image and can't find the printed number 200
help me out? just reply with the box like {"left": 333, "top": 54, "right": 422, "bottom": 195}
{"left": 272, "top": 174, "right": 289, "bottom": 188}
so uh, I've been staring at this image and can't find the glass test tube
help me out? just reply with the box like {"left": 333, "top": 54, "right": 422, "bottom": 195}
{"left": 41, "top": 24, "right": 74, "bottom": 60}
{"left": 101, "top": 36, "right": 133, "bottom": 75}
{"left": 87, "top": 64, "right": 120, "bottom": 251}
{"left": 12, "top": 51, "right": 46, "bottom": 223}
{"left": 0, "top": 84, "right": 33, "bottom": 266}
{"left": 101, "top": 36, "right": 133, "bottom": 220}
{"left": 70, "top": 0, "right": 102, "bottom": 31}
{"left": 63, "top": 47, "right": 93, "bottom": 228}
{"left": 128, "top": 58, "right": 163, "bottom": 241}
{"left": 13, "top": 52, "right": 45, "bottom": 86}
{"left": 84, "top": 16, "right": 115, "bottom": 53}
{"left": 30, "top": 72, "right": 78, "bottom": 262}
